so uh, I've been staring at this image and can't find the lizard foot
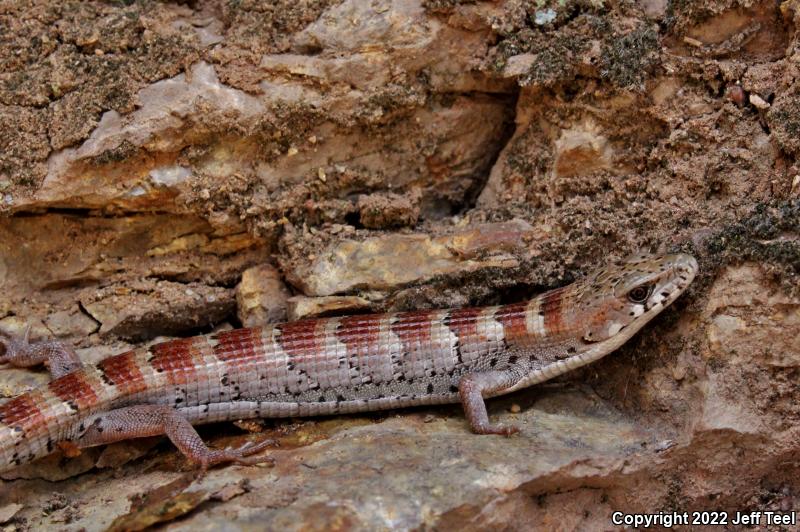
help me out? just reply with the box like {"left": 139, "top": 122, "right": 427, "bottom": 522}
{"left": 196, "top": 438, "right": 277, "bottom": 475}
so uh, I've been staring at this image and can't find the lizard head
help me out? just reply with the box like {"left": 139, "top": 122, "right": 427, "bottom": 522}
{"left": 575, "top": 252, "right": 698, "bottom": 345}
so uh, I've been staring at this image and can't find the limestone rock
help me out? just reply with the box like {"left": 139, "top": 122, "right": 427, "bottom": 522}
{"left": 236, "top": 264, "right": 291, "bottom": 327}
{"left": 81, "top": 280, "right": 234, "bottom": 340}
{"left": 285, "top": 220, "right": 539, "bottom": 296}
{"left": 44, "top": 306, "right": 100, "bottom": 338}
{"left": 287, "top": 295, "right": 372, "bottom": 321}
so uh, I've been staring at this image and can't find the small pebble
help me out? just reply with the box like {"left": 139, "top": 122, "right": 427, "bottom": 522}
{"left": 749, "top": 93, "right": 770, "bottom": 110}
{"left": 683, "top": 36, "right": 704, "bottom": 47}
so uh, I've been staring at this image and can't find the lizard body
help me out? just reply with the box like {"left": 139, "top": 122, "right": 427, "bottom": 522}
{"left": 0, "top": 252, "right": 697, "bottom": 473}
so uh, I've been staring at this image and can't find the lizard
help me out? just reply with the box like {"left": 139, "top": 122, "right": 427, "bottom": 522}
{"left": 0, "top": 252, "right": 697, "bottom": 474}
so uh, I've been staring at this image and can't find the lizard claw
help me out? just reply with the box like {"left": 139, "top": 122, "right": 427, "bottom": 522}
{"left": 229, "top": 438, "right": 278, "bottom": 465}
{"left": 196, "top": 438, "right": 278, "bottom": 475}
{"left": 227, "top": 438, "right": 277, "bottom": 468}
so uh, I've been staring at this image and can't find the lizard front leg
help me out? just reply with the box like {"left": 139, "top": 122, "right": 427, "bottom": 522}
{"left": 0, "top": 325, "right": 83, "bottom": 379}
{"left": 77, "top": 405, "right": 276, "bottom": 473}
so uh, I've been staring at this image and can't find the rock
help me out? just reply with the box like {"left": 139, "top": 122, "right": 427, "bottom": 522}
{"left": 0, "top": 503, "right": 22, "bottom": 524}
{"left": 703, "top": 264, "right": 800, "bottom": 368}
{"left": 0, "top": 316, "right": 49, "bottom": 340}
{"left": 552, "top": 125, "right": 613, "bottom": 178}
{"left": 236, "top": 264, "right": 291, "bottom": 327}
{"left": 12, "top": 0, "right": 513, "bottom": 217}
{"left": 44, "top": 307, "right": 99, "bottom": 338}
{"left": 81, "top": 280, "right": 235, "bottom": 340}
{"left": 1, "top": 447, "right": 102, "bottom": 482}
{"left": 357, "top": 190, "right": 420, "bottom": 229}
{"left": 286, "top": 295, "right": 372, "bottom": 321}
{"left": 6, "top": 386, "right": 654, "bottom": 529}
{"left": 696, "top": 263, "right": 799, "bottom": 434}
{"left": 285, "top": 220, "right": 540, "bottom": 296}
{"left": 749, "top": 93, "right": 770, "bottom": 110}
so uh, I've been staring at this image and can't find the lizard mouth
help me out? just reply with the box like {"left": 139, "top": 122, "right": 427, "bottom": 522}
{"left": 645, "top": 253, "right": 698, "bottom": 311}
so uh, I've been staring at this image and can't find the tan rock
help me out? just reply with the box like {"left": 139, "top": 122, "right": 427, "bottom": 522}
{"left": 81, "top": 280, "right": 234, "bottom": 339}
{"left": 697, "top": 264, "right": 800, "bottom": 435}
{"left": 287, "top": 295, "right": 372, "bottom": 321}
{"left": 286, "top": 221, "right": 538, "bottom": 296}
{"left": 236, "top": 264, "right": 291, "bottom": 327}
{"left": 44, "top": 307, "right": 99, "bottom": 338}
{"left": 749, "top": 93, "right": 770, "bottom": 110}
{"left": 357, "top": 191, "right": 420, "bottom": 229}
{"left": 704, "top": 264, "right": 800, "bottom": 367}
{"left": 18, "top": 0, "right": 511, "bottom": 215}
{"left": 553, "top": 124, "right": 613, "bottom": 178}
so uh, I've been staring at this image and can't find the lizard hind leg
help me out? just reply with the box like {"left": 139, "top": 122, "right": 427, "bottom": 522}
{"left": 77, "top": 405, "right": 276, "bottom": 473}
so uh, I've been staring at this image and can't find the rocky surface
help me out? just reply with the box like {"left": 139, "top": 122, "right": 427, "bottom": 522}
{"left": 0, "top": 0, "right": 799, "bottom": 530}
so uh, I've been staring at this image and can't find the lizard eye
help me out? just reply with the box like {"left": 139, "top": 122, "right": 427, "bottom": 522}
{"left": 627, "top": 285, "right": 653, "bottom": 304}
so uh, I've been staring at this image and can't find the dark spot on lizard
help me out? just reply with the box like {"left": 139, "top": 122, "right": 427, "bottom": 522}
{"left": 99, "top": 371, "right": 114, "bottom": 386}
{"left": 220, "top": 374, "right": 229, "bottom": 386}
{"left": 489, "top": 358, "right": 498, "bottom": 368}
{"left": 567, "top": 347, "right": 577, "bottom": 354}
{"left": 318, "top": 395, "right": 326, "bottom": 402}
{"left": 336, "top": 394, "right": 346, "bottom": 402}
{"left": 449, "top": 385, "right": 459, "bottom": 393}
{"left": 426, "top": 383, "right": 434, "bottom": 394}
{"left": 508, "top": 355, "right": 518, "bottom": 365}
